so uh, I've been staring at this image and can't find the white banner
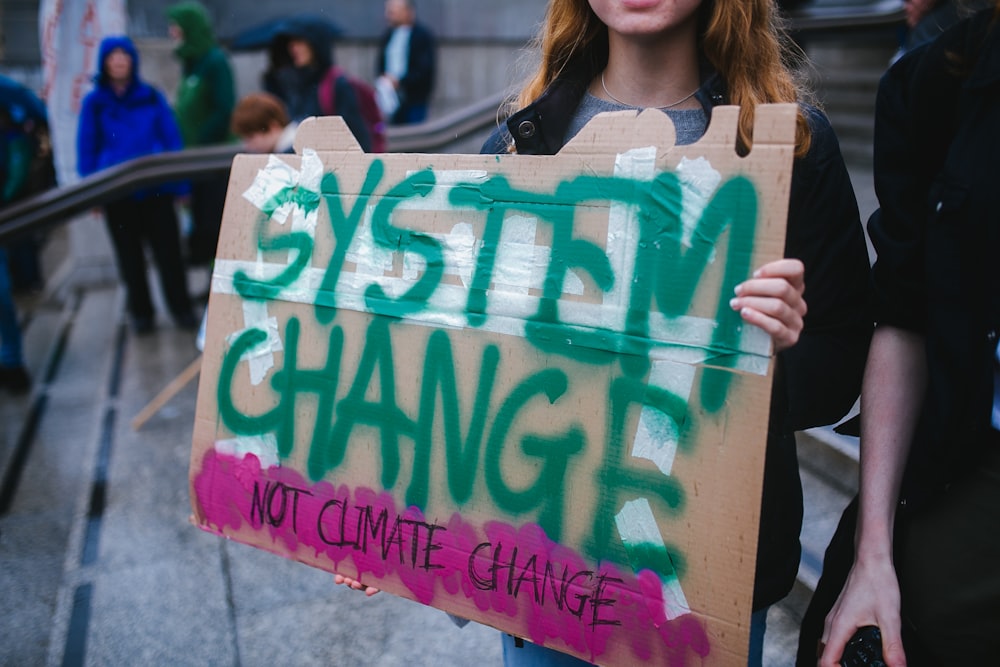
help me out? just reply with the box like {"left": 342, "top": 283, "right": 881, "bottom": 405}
{"left": 39, "top": 0, "right": 127, "bottom": 186}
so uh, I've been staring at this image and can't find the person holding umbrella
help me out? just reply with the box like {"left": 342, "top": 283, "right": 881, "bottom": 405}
{"left": 261, "top": 15, "right": 373, "bottom": 152}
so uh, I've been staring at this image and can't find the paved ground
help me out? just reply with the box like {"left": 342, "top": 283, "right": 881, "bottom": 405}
{"left": 1, "top": 273, "right": 504, "bottom": 667}
{"left": 0, "top": 163, "right": 879, "bottom": 666}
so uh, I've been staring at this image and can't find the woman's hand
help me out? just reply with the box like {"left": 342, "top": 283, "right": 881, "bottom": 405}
{"left": 333, "top": 573, "right": 380, "bottom": 597}
{"left": 819, "top": 554, "right": 906, "bottom": 667}
{"left": 730, "top": 258, "right": 806, "bottom": 352}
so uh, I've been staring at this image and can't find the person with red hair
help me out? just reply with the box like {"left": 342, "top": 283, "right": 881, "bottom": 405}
{"left": 230, "top": 92, "right": 297, "bottom": 154}
{"left": 340, "top": 2, "right": 872, "bottom": 665}
{"left": 481, "top": 4, "right": 870, "bottom": 664}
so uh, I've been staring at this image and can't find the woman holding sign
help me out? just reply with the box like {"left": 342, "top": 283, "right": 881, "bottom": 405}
{"left": 337, "top": 0, "right": 871, "bottom": 664}
{"left": 478, "top": 0, "right": 872, "bottom": 665}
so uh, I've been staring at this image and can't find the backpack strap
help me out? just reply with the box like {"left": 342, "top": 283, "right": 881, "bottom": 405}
{"left": 318, "top": 65, "right": 344, "bottom": 116}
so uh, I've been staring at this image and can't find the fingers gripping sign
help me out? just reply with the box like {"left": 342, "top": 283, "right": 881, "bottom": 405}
{"left": 731, "top": 258, "right": 806, "bottom": 352}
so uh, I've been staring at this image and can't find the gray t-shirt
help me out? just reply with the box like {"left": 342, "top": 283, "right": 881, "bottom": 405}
{"left": 565, "top": 92, "right": 708, "bottom": 147}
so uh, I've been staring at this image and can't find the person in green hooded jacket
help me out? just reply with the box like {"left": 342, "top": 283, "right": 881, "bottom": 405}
{"left": 167, "top": 1, "right": 235, "bottom": 266}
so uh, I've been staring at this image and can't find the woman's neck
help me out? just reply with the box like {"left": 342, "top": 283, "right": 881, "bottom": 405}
{"left": 596, "top": 30, "right": 701, "bottom": 110}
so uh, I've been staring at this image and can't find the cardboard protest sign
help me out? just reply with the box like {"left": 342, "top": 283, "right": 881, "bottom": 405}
{"left": 190, "top": 106, "right": 797, "bottom": 666}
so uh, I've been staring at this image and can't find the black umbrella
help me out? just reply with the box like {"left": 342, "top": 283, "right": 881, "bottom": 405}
{"left": 227, "top": 13, "right": 342, "bottom": 52}
{"left": 0, "top": 75, "right": 47, "bottom": 124}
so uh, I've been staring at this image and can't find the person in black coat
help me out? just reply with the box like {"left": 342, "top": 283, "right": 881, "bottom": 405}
{"left": 802, "top": 4, "right": 1000, "bottom": 666}
{"left": 376, "top": 0, "right": 436, "bottom": 124}
{"left": 263, "top": 17, "right": 372, "bottom": 152}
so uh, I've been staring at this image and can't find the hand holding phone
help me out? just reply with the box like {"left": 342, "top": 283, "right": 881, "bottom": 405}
{"left": 840, "top": 626, "right": 886, "bottom": 667}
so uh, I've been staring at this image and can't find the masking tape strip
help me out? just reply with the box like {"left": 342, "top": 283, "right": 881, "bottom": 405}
{"left": 242, "top": 155, "right": 295, "bottom": 220}
{"left": 210, "top": 258, "right": 767, "bottom": 373}
{"left": 615, "top": 498, "right": 691, "bottom": 621}
{"left": 631, "top": 360, "right": 696, "bottom": 475}
{"left": 243, "top": 150, "right": 322, "bottom": 251}
{"left": 224, "top": 300, "right": 283, "bottom": 386}
{"left": 605, "top": 147, "right": 656, "bottom": 329}
{"left": 398, "top": 168, "right": 489, "bottom": 210}
{"left": 224, "top": 154, "right": 770, "bottom": 371}
{"left": 677, "top": 156, "right": 724, "bottom": 255}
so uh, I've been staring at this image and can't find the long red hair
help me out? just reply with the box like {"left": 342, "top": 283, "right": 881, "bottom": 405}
{"left": 511, "top": 0, "right": 812, "bottom": 156}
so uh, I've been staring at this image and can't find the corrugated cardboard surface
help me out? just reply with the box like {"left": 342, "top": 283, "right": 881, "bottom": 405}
{"left": 190, "top": 107, "right": 796, "bottom": 666}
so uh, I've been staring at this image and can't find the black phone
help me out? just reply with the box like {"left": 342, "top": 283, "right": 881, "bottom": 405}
{"left": 840, "top": 625, "right": 886, "bottom": 667}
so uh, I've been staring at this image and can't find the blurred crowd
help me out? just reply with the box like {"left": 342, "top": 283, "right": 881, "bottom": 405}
{"left": 0, "top": 0, "right": 436, "bottom": 393}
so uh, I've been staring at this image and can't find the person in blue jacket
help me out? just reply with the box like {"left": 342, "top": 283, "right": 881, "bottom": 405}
{"left": 77, "top": 35, "right": 197, "bottom": 334}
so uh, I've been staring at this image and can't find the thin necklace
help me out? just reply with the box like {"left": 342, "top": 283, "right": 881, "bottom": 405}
{"left": 600, "top": 72, "right": 698, "bottom": 110}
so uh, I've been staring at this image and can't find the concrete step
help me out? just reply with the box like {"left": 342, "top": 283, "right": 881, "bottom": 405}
{"left": 812, "top": 67, "right": 881, "bottom": 108}
{"left": 816, "top": 89, "right": 877, "bottom": 116}
{"left": 0, "top": 282, "right": 506, "bottom": 667}
{"left": 826, "top": 109, "right": 876, "bottom": 133}
{"left": 827, "top": 113, "right": 876, "bottom": 167}
{"left": 798, "top": 424, "right": 859, "bottom": 585}
{"left": 840, "top": 145, "right": 875, "bottom": 176}
{"left": 805, "top": 32, "right": 899, "bottom": 72}
{"left": 802, "top": 37, "right": 890, "bottom": 176}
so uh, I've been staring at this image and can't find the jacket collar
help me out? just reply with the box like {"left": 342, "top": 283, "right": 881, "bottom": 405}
{"left": 506, "top": 60, "right": 727, "bottom": 155}
{"left": 967, "top": 11, "right": 1000, "bottom": 89}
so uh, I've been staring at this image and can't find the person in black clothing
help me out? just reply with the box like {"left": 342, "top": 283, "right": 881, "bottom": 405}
{"left": 376, "top": 0, "right": 436, "bottom": 124}
{"left": 801, "top": 4, "right": 1000, "bottom": 666}
{"left": 897, "top": 0, "right": 992, "bottom": 55}
{"left": 263, "top": 17, "right": 372, "bottom": 151}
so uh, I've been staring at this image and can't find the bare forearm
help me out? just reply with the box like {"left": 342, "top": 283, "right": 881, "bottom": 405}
{"left": 855, "top": 325, "right": 926, "bottom": 561}
{"left": 819, "top": 325, "right": 925, "bottom": 667}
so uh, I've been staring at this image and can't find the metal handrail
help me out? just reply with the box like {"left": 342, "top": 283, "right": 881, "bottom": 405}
{"left": 386, "top": 90, "right": 508, "bottom": 153}
{"left": 787, "top": 0, "right": 905, "bottom": 32}
{"left": 0, "top": 91, "right": 509, "bottom": 243}
{"left": 0, "top": 145, "right": 240, "bottom": 243}
{"left": 0, "top": 93, "right": 510, "bottom": 244}
{"left": 0, "top": 2, "right": 906, "bottom": 244}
